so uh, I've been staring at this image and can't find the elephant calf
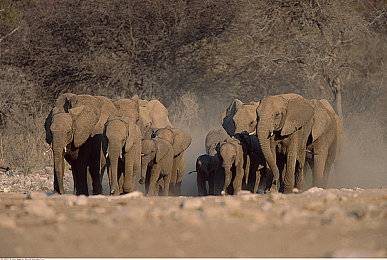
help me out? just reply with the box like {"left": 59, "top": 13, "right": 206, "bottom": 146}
{"left": 196, "top": 154, "right": 224, "bottom": 196}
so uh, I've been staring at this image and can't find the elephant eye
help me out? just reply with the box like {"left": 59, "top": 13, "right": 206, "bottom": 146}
{"left": 274, "top": 112, "right": 280, "bottom": 118}
{"left": 249, "top": 120, "right": 255, "bottom": 125}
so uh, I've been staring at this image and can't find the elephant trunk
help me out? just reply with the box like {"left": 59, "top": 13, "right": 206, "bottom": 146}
{"left": 140, "top": 156, "right": 150, "bottom": 185}
{"left": 107, "top": 145, "right": 120, "bottom": 195}
{"left": 53, "top": 148, "right": 65, "bottom": 194}
{"left": 222, "top": 162, "right": 232, "bottom": 195}
{"left": 257, "top": 126, "right": 279, "bottom": 190}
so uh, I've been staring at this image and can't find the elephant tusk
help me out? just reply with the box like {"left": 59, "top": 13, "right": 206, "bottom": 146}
{"left": 45, "top": 146, "right": 52, "bottom": 153}
{"left": 141, "top": 153, "right": 145, "bottom": 157}
{"left": 119, "top": 151, "right": 123, "bottom": 159}
{"left": 249, "top": 129, "right": 256, "bottom": 135}
{"left": 105, "top": 152, "right": 109, "bottom": 158}
{"left": 270, "top": 132, "right": 274, "bottom": 137}
{"left": 64, "top": 146, "right": 67, "bottom": 153}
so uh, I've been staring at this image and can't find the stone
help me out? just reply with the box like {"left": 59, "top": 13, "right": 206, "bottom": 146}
{"left": 120, "top": 190, "right": 144, "bottom": 199}
{"left": 27, "top": 191, "right": 48, "bottom": 200}
{"left": 305, "top": 187, "right": 324, "bottom": 193}
{"left": 180, "top": 199, "right": 203, "bottom": 210}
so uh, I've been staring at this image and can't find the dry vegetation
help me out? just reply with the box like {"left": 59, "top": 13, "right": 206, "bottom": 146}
{"left": 0, "top": 0, "right": 386, "bottom": 188}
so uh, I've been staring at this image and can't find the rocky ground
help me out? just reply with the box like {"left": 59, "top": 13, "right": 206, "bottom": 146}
{"left": 0, "top": 169, "right": 386, "bottom": 257}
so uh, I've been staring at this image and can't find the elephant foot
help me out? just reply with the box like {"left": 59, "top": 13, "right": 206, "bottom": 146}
{"left": 139, "top": 177, "right": 145, "bottom": 184}
{"left": 267, "top": 181, "right": 279, "bottom": 193}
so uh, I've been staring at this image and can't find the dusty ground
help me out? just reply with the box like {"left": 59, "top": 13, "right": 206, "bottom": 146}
{"left": 0, "top": 169, "right": 386, "bottom": 258}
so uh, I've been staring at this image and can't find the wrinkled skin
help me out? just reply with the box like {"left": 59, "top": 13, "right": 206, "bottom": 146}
{"left": 221, "top": 99, "right": 260, "bottom": 136}
{"left": 217, "top": 137, "right": 244, "bottom": 195}
{"left": 205, "top": 128, "right": 229, "bottom": 156}
{"left": 196, "top": 154, "right": 224, "bottom": 196}
{"left": 234, "top": 131, "right": 271, "bottom": 194}
{"left": 140, "top": 137, "right": 173, "bottom": 196}
{"left": 306, "top": 99, "right": 343, "bottom": 188}
{"left": 151, "top": 127, "right": 192, "bottom": 196}
{"left": 256, "top": 94, "right": 314, "bottom": 193}
{"left": 137, "top": 98, "right": 172, "bottom": 136}
{"left": 103, "top": 116, "right": 142, "bottom": 195}
{"left": 44, "top": 93, "right": 118, "bottom": 195}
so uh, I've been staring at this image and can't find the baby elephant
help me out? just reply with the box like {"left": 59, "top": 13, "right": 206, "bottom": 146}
{"left": 196, "top": 154, "right": 224, "bottom": 196}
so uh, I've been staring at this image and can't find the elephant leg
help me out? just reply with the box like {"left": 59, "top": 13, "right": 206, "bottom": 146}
{"left": 53, "top": 152, "right": 65, "bottom": 194}
{"left": 323, "top": 147, "right": 336, "bottom": 188}
{"left": 197, "top": 171, "right": 208, "bottom": 196}
{"left": 283, "top": 154, "right": 296, "bottom": 194}
{"left": 88, "top": 162, "right": 102, "bottom": 195}
{"left": 162, "top": 172, "right": 171, "bottom": 196}
{"left": 123, "top": 155, "right": 134, "bottom": 193}
{"left": 73, "top": 162, "right": 89, "bottom": 196}
{"left": 208, "top": 173, "right": 215, "bottom": 195}
{"left": 255, "top": 166, "right": 264, "bottom": 193}
{"left": 148, "top": 165, "right": 160, "bottom": 196}
{"left": 222, "top": 170, "right": 232, "bottom": 195}
{"left": 312, "top": 147, "right": 328, "bottom": 188}
{"left": 232, "top": 164, "right": 244, "bottom": 195}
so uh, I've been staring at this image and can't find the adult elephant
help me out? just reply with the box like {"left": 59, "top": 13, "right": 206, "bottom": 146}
{"left": 306, "top": 99, "right": 343, "bottom": 188}
{"left": 221, "top": 99, "right": 260, "bottom": 136}
{"left": 256, "top": 94, "right": 314, "bottom": 193}
{"left": 149, "top": 127, "right": 192, "bottom": 196}
{"left": 139, "top": 136, "right": 174, "bottom": 196}
{"left": 134, "top": 97, "right": 173, "bottom": 136}
{"left": 234, "top": 131, "right": 271, "bottom": 194}
{"left": 103, "top": 116, "right": 142, "bottom": 195}
{"left": 44, "top": 93, "right": 118, "bottom": 195}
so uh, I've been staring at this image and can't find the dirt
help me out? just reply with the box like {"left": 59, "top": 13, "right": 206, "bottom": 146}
{"left": 0, "top": 167, "right": 386, "bottom": 258}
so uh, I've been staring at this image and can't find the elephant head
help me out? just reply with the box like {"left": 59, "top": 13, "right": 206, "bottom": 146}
{"left": 221, "top": 99, "right": 260, "bottom": 136}
{"left": 153, "top": 127, "right": 191, "bottom": 157}
{"left": 218, "top": 137, "right": 243, "bottom": 194}
{"left": 113, "top": 98, "right": 140, "bottom": 125}
{"left": 139, "top": 137, "right": 171, "bottom": 184}
{"left": 205, "top": 128, "right": 228, "bottom": 156}
{"left": 256, "top": 94, "right": 314, "bottom": 188}
{"left": 137, "top": 98, "right": 172, "bottom": 135}
{"left": 104, "top": 116, "right": 141, "bottom": 195}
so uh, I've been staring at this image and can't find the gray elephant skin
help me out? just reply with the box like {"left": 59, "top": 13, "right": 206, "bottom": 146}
{"left": 150, "top": 127, "right": 191, "bottom": 196}
{"left": 44, "top": 93, "right": 118, "bottom": 195}
{"left": 306, "top": 99, "right": 343, "bottom": 188}
{"left": 256, "top": 93, "right": 314, "bottom": 193}
{"left": 103, "top": 115, "right": 142, "bottom": 195}
{"left": 140, "top": 135, "right": 174, "bottom": 196}
{"left": 221, "top": 99, "right": 260, "bottom": 136}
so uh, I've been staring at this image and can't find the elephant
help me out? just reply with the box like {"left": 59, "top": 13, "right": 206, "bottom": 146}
{"left": 217, "top": 136, "right": 245, "bottom": 195}
{"left": 221, "top": 99, "right": 260, "bottom": 136}
{"left": 135, "top": 97, "right": 173, "bottom": 136}
{"left": 103, "top": 115, "right": 142, "bottom": 195}
{"left": 305, "top": 99, "right": 343, "bottom": 188}
{"left": 148, "top": 127, "right": 192, "bottom": 196}
{"left": 44, "top": 93, "right": 118, "bottom": 195}
{"left": 139, "top": 136, "right": 174, "bottom": 196}
{"left": 234, "top": 131, "right": 271, "bottom": 194}
{"left": 196, "top": 154, "right": 224, "bottom": 196}
{"left": 205, "top": 128, "right": 229, "bottom": 156}
{"left": 113, "top": 98, "right": 139, "bottom": 126}
{"left": 256, "top": 93, "right": 314, "bottom": 193}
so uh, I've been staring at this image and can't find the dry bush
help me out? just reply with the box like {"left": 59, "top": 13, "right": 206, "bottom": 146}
{"left": 168, "top": 91, "right": 200, "bottom": 131}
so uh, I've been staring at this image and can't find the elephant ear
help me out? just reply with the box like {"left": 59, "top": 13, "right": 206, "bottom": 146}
{"left": 91, "top": 98, "right": 118, "bottom": 137}
{"left": 69, "top": 105, "right": 99, "bottom": 148}
{"left": 148, "top": 100, "right": 172, "bottom": 128}
{"left": 311, "top": 101, "right": 331, "bottom": 142}
{"left": 54, "top": 93, "right": 76, "bottom": 112}
{"left": 171, "top": 129, "right": 192, "bottom": 156}
{"left": 281, "top": 98, "right": 314, "bottom": 136}
{"left": 44, "top": 108, "right": 55, "bottom": 145}
{"left": 155, "top": 138, "right": 170, "bottom": 163}
{"left": 221, "top": 99, "right": 243, "bottom": 136}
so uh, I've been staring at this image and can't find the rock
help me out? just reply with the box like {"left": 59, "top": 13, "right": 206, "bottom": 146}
{"left": 75, "top": 195, "right": 88, "bottom": 206}
{"left": 305, "top": 187, "right": 324, "bottom": 193}
{"left": 236, "top": 190, "right": 252, "bottom": 196}
{"left": 0, "top": 216, "right": 16, "bottom": 228}
{"left": 347, "top": 208, "right": 367, "bottom": 220}
{"left": 120, "top": 190, "right": 143, "bottom": 199}
{"left": 24, "top": 200, "right": 56, "bottom": 218}
{"left": 180, "top": 199, "right": 203, "bottom": 210}
{"left": 27, "top": 191, "right": 48, "bottom": 200}
{"left": 3, "top": 187, "right": 9, "bottom": 193}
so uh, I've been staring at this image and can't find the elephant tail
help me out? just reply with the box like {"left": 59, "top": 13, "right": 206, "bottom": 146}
{"left": 187, "top": 170, "right": 197, "bottom": 175}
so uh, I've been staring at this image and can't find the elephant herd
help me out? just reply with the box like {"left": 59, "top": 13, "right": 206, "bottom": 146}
{"left": 44, "top": 93, "right": 191, "bottom": 196}
{"left": 44, "top": 92, "right": 342, "bottom": 197}
{"left": 196, "top": 93, "right": 343, "bottom": 195}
